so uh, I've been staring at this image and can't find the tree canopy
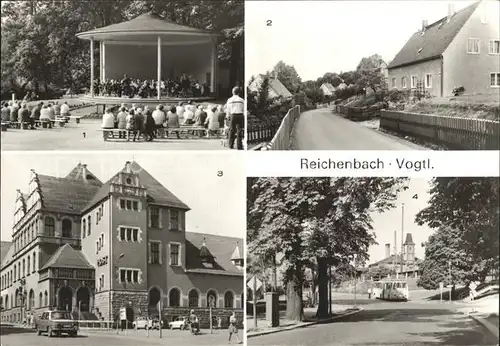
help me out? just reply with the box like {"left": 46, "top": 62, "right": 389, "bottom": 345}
{"left": 415, "top": 178, "right": 499, "bottom": 288}
{"left": 247, "top": 177, "right": 407, "bottom": 320}
{"left": 1, "top": 0, "right": 243, "bottom": 97}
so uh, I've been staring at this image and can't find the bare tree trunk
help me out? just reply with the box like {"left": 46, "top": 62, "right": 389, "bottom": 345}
{"left": 316, "top": 257, "right": 329, "bottom": 318}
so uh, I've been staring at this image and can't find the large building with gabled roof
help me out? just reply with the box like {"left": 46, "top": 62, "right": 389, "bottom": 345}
{"left": 387, "top": 1, "right": 499, "bottom": 97}
{"left": 0, "top": 161, "right": 243, "bottom": 328}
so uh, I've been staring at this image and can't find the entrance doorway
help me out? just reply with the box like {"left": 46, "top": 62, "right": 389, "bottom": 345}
{"left": 148, "top": 287, "right": 161, "bottom": 317}
{"left": 58, "top": 287, "right": 73, "bottom": 311}
{"left": 76, "top": 287, "right": 90, "bottom": 312}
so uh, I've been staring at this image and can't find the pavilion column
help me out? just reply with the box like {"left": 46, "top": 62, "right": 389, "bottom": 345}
{"left": 157, "top": 36, "right": 162, "bottom": 100}
{"left": 90, "top": 38, "right": 94, "bottom": 97}
{"left": 102, "top": 42, "right": 106, "bottom": 81}
{"left": 210, "top": 38, "right": 217, "bottom": 97}
{"left": 99, "top": 41, "right": 103, "bottom": 80}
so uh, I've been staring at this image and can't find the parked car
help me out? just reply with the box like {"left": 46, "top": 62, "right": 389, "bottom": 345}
{"left": 168, "top": 317, "right": 188, "bottom": 330}
{"left": 35, "top": 310, "right": 79, "bottom": 337}
{"left": 132, "top": 317, "right": 152, "bottom": 330}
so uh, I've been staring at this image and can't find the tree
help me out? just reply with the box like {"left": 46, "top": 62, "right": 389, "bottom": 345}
{"left": 271, "top": 61, "right": 302, "bottom": 94}
{"left": 316, "top": 72, "right": 343, "bottom": 88}
{"left": 248, "top": 177, "right": 408, "bottom": 321}
{"left": 366, "top": 266, "right": 396, "bottom": 281}
{"left": 356, "top": 54, "right": 385, "bottom": 71}
{"left": 415, "top": 178, "right": 499, "bottom": 286}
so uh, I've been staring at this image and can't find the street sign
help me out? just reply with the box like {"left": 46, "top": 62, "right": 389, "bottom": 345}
{"left": 119, "top": 307, "right": 126, "bottom": 321}
{"left": 247, "top": 276, "right": 262, "bottom": 291}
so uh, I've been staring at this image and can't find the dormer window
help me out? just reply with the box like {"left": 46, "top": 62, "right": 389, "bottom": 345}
{"left": 126, "top": 178, "right": 132, "bottom": 185}
{"left": 230, "top": 243, "right": 243, "bottom": 268}
{"left": 199, "top": 238, "right": 215, "bottom": 268}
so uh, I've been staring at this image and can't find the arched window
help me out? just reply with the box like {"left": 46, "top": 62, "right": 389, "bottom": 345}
{"left": 5, "top": 295, "right": 8, "bottom": 310}
{"left": 22, "top": 259, "right": 25, "bottom": 278}
{"left": 15, "top": 290, "right": 19, "bottom": 307}
{"left": 27, "top": 256, "right": 31, "bottom": 274}
{"left": 206, "top": 290, "right": 217, "bottom": 308}
{"left": 87, "top": 216, "right": 91, "bottom": 235}
{"left": 62, "top": 219, "right": 72, "bottom": 238}
{"left": 31, "top": 222, "right": 35, "bottom": 240}
{"left": 32, "top": 252, "right": 36, "bottom": 273}
{"left": 169, "top": 288, "right": 180, "bottom": 307}
{"left": 44, "top": 291, "right": 48, "bottom": 307}
{"left": 44, "top": 217, "right": 55, "bottom": 236}
{"left": 13, "top": 264, "right": 17, "bottom": 282}
{"left": 39, "top": 292, "right": 42, "bottom": 308}
{"left": 82, "top": 219, "right": 87, "bottom": 238}
{"left": 188, "top": 289, "right": 199, "bottom": 307}
{"left": 224, "top": 291, "right": 234, "bottom": 308}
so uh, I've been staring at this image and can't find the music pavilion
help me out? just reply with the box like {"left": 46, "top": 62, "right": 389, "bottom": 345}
{"left": 0, "top": 162, "right": 243, "bottom": 327}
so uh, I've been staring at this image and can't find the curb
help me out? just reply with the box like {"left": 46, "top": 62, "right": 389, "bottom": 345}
{"left": 247, "top": 308, "right": 364, "bottom": 338}
{"left": 468, "top": 314, "right": 499, "bottom": 340}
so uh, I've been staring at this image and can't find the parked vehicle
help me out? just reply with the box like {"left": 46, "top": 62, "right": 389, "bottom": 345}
{"left": 370, "top": 280, "right": 409, "bottom": 301}
{"left": 35, "top": 310, "right": 79, "bottom": 337}
{"left": 169, "top": 317, "right": 188, "bottom": 330}
{"left": 132, "top": 317, "right": 152, "bottom": 330}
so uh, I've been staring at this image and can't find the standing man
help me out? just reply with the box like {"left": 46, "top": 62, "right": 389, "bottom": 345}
{"left": 225, "top": 86, "right": 245, "bottom": 150}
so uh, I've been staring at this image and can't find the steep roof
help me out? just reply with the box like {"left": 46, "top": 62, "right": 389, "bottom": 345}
{"left": 37, "top": 174, "right": 102, "bottom": 214}
{"left": 66, "top": 163, "right": 102, "bottom": 184}
{"left": 321, "top": 83, "right": 336, "bottom": 93}
{"left": 185, "top": 232, "right": 243, "bottom": 276}
{"left": 83, "top": 161, "right": 189, "bottom": 212}
{"left": 77, "top": 12, "right": 215, "bottom": 38}
{"left": 0, "top": 241, "right": 13, "bottom": 263}
{"left": 230, "top": 244, "right": 242, "bottom": 260}
{"left": 250, "top": 75, "right": 294, "bottom": 99}
{"left": 404, "top": 233, "right": 415, "bottom": 245}
{"left": 40, "top": 243, "right": 94, "bottom": 270}
{"left": 387, "top": 2, "right": 480, "bottom": 69}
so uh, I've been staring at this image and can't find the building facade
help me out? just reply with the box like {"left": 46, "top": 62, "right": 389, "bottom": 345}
{"left": 0, "top": 162, "right": 244, "bottom": 328}
{"left": 388, "top": 1, "right": 499, "bottom": 97}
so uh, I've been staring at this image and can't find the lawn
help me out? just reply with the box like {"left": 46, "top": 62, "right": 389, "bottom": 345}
{"left": 405, "top": 94, "right": 500, "bottom": 121}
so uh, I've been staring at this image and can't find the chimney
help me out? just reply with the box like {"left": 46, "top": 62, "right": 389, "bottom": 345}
{"left": 447, "top": 4, "right": 455, "bottom": 22}
{"left": 385, "top": 243, "right": 391, "bottom": 259}
{"left": 81, "top": 164, "right": 88, "bottom": 181}
{"left": 421, "top": 19, "right": 428, "bottom": 32}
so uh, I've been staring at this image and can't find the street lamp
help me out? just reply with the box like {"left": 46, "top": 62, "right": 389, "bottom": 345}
{"left": 113, "top": 253, "right": 125, "bottom": 334}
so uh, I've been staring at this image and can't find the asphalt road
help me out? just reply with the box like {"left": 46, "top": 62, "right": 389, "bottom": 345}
{"left": 292, "top": 108, "right": 425, "bottom": 150}
{"left": 248, "top": 300, "right": 498, "bottom": 346}
{"left": 0, "top": 327, "right": 242, "bottom": 346}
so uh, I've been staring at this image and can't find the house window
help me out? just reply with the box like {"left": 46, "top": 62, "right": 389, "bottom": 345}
{"left": 22, "top": 260, "right": 25, "bottom": 278}
{"left": 44, "top": 217, "right": 55, "bottom": 236}
{"left": 62, "top": 219, "right": 72, "bottom": 238}
{"left": 491, "top": 73, "right": 500, "bottom": 87}
{"left": 391, "top": 77, "right": 396, "bottom": 88}
{"left": 169, "top": 210, "right": 179, "bottom": 230}
{"left": 119, "top": 227, "right": 139, "bottom": 242}
{"left": 490, "top": 40, "right": 500, "bottom": 54}
{"left": 150, "top": 242, "right": 161, "bottom": 264}
{"left": 119, "top": 198, "right": 140, "bottom": 211}
{"left": 224, "top": 291, "right": 234, "bottom": 308}
{"left": 401, "top": 77, "right": 407, "bottom": 89}
{"left": 169, "top": 243, "right": 180, "bottom": 266}
{"left": 82, "top": 219, "right": 86, "bottom": 239}
{"left": 119, "top": 269, "right": 140, "bottom": 284}
{"left": 188, "top": 289, "right": 199, "bottom": 307}
{"left": 467, "top": 38, "right": 480, "bottom": 54}
{"left": 87, "top": 216, "right": 91, "bottom": 235}
{"left": 169, "top": 288, "right": 180, "bottom": 307}
{"left": 32, "top": 252, "right": 36, "bottom": 273}
{"left": 425, "top": 74, "right": 432, "bottom": 88}
{"left": 411, "top": 76, "right": 418, "bottom": 88}
{"left": 27, "top": 256, "right": 30, "bottom": 274}
{"left": 150, "top": 207, "right": 160, "bottom": 228}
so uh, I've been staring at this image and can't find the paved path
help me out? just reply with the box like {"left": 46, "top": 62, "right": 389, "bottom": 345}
{"left": 0, "top": 327, "right": 241, "bottom": 346}
{"left": 1, "top": 119, "right": 226, "bottom": 151}
{"left": 248, "top": 300, "right": 498, "bottom": 346}
{"left": 292, "top": 108, "right": 426, "bottom": 150}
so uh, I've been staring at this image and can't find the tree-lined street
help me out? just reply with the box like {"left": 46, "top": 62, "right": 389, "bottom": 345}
{"left": 248, "top": 299, "right": 498, "bottom": 346}
{"left": 291, "top": 108, "right": 425, "bottom": 150}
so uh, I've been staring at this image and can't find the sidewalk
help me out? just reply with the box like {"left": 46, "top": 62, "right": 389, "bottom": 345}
{"left": 246, "top": 304, "right": 363, "bottom": 338}
{"left": 455, "top": 294, "right": 499, "bottom": 340}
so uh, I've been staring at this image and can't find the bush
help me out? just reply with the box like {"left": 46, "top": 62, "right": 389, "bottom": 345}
{"left": 452, "top": 86, "right": 465, "bottom": 96}
{"left": 385, "top": 89, "right": 411, "bottom": 103}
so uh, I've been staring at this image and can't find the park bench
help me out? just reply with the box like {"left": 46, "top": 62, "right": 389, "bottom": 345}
{"left": 1, "top": 122, "right": 9, "bottom": 131}
{"left": 99, "top": 128, "right": 138, "bottom": 141}
{"left": 68, "top": 115, "right": 83, "bottom": 124}
{"left": 99, "top": 127, "right": 225, "bottom": 141}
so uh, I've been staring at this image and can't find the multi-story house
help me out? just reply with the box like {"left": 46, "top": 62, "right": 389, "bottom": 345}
{"left": 320, "top": 83, "right": 335, "bottom": 97}
{"left": 248, "top": 74, "right": 294, "bottom": 100}
{"left": 0, "top": 161, "right": 244, "bottom": 327}
{"left": 387, "top": 1, "right": 500, "bottom": 97}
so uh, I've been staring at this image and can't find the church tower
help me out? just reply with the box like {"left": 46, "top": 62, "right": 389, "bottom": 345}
{"left": 403, "top": 233, "right": 415, "bottom": 264}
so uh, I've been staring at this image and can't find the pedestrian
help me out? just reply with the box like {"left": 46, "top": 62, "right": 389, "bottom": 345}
{"left": 225, "top": 86, "right": 245, "bottom": 150}
{"left": 228, "top": 312, "right": 242, "bottom": 344}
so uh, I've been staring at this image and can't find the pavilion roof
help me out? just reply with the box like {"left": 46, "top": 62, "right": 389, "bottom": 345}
{"left": 76, "top": 12, "right": 218, "bottom": 40}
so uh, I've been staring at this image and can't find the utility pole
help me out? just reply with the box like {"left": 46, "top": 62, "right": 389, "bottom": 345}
{"left": 400, "top": 203, "right": 405, "bottom": 274}
{"left": 449, "top": 260, "right": 452, "bottom": 302}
